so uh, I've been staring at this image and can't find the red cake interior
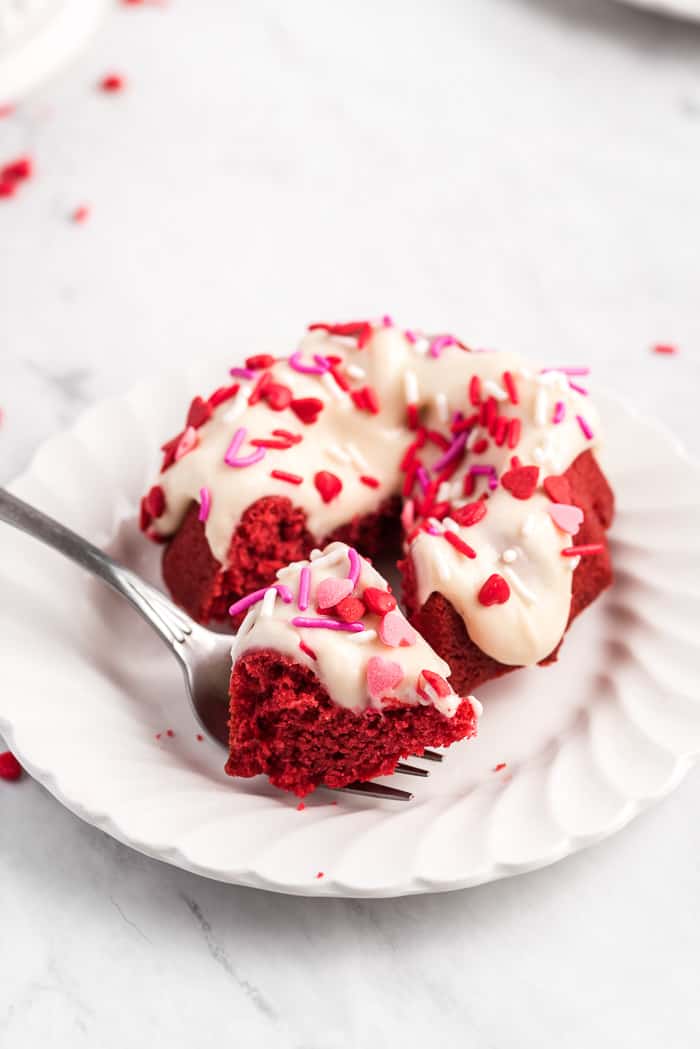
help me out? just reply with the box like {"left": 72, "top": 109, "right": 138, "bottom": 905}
{"left": 400, "top": 449, "right": 615, "bottom": 694}
{"left": 226, "top": 649, "right": 477, "bottom": 796}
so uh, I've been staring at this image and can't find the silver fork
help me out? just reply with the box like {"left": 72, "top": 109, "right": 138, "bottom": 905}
{"left": 0, "top": 488, "right": 442, "bottom": 801}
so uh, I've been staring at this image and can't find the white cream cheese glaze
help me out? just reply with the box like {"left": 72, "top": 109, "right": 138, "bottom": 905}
{"left": 232, "top": 542, "right": 476, "bottom": 717}
{"left": 150, "top": 321, "right": 602, "bottom": 669}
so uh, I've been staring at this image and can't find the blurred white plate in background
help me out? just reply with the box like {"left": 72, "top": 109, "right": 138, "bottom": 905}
{"left": 618, "top": 0, "right": 700, "bottom": 20}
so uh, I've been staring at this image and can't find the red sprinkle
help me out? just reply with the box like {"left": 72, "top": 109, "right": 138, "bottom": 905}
{"left": 328, "top": 364, "right": 350, "bottom": 392}
{"left": 452, "top": 500, "right": 487, "bottom": 527}
{"left": 652, "top": 343, "right": 678, "bottom": 355}
{"left": 425, "top": 429, "right": 450, "bottom": 451}
{"left": 494, "top": 416, "right": 509, "bottom": 447}
{"left": 543, "top": 474, "right": 572, "bottom": 504}
{"left": 186, "top": 395, "right": 213, "bottom": 429}
{"left": 272, "top": 428, "right": 302, "bottom": 444}
{"left": 462, "top": 472, "right": 475, "bottom": 497}
{"left": 334, "top": 596, "right": 366, "bottom": 622}
{"left": 444, "top": 530, "right": 477, "bottom": 559}
{"left": 469, "top": 375, "right": 481, "bottom": 405}
{"left": 316, "top": 871, "right": 325, "bottom": 879}
{"left": 290, "top": 397, "right": 324, "bottom": 425}
{"left": 208, "top": 383, "right": 240, "bottom": 407}
{"left": 166, "top": 729, "right": 175, "bottom": 738}
{"left": 144, "top": 484, "right": 166, "bottom": 518}
{"left": 507, "top": 418, "right": 522, "bottom": 450}
{"left": 493, "top": 762, "right": 507, "bottom": 772}
{"left": 248, "top": 371, "right": 272, "bottom": 406}
{"left": 0, "top": 104, "right": 14, "bottom": 119}
{"left": 308, "top": 320, "right": 372, "bottom": 347}
{"left": 472, "top": 437, "right": 489, "bottom": 454}
{"left": 270, "top": 469, "right": 303, "bottom": 485}
{"left": 314, "top": 470, "right": 342, "bottom": 503}
{"left": 420, "top": 668, "right": 452, "bottom": 699}
{"left": 299, "top": 640, "right": 317, "bottom": 660}
{"left": 500, "top": 465, "right": 539, "bottom": 500}
{"left": 196, "top": 734, "right": 204, "bottom": 741}
{"left": 406, "top": 403, "right": 420, "bottom": 430}
{"left": 402, "top": 460, "right": 419, "bottom": 497}
{"left": 0, "top": 751, "right": 22, "bottom": 781}
{"left": 1, "top": 156, "right": 32, "bottom": 182}
{"left": 363, "top": 587, "right": 397, "bottom": 616}
{"left": 72, "top": 204, "right": 90, "bottom": 223}
{"left": 478, "top": 574, "right": 511, "bottom": 606}
{"left": 246, "top": 353, "right": 275, "bottom": 370}
{"left": 263, "top": 382, "right": 293, "bottom": 411}
{"left": 502, "top": 371, "right": 519, "bottom": 405}
{"left": 561, "top": 544, "right": 605, "bottom": 557}
{"left": 296, "top": 802, "right": 306, "bottom": 812}
{"left": 0, "top": 180, "right": 16, "bottom": 199}
{"left": 250, "top": 438, "right": 292, "bottom": 449}
{"left": 359, "top": 475, "right": 380, "bottom": 488}
{"left": 100, "top": 73, "right": 125, "bottom": 92}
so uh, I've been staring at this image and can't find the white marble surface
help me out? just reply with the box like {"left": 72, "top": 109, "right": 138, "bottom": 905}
{"left": 1, "top": 1, "right": 700, "bottom": 1045}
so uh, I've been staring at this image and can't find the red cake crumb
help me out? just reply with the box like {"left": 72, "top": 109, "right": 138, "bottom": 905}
{"left": 226, "top": 650, "right": 477, "bottom": 797}
{"left": 0, "top": 751, "right": 23, "bottom": 781}
{"left": 316, "top": 872, "right": 325, "bottom": 879}
{"left": 100, "top": 73, "right": 125, "bottom": 92}
{"left": 401, "top": 450, "right": 614, "bottom": 694}
{"left": 296, "top": 802, "right": 305, "bottom": 812}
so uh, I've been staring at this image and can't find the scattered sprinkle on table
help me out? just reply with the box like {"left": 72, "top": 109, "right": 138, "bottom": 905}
{"left": 0, "top": 751, "right": 23, "bottom": 781}
{"left": 652, "top": 343, "right": 678, "bottom": 355}
{"left": 100, "top": 73, "right": 125, "bottom": 93}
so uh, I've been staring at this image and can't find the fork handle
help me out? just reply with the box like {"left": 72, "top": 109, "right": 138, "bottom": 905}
{"left": 0, "top": 487, "right": 193, "bottom": 650}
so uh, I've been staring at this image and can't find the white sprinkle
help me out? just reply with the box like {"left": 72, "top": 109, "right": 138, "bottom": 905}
{"left": 321, "top": 372, "right": 347, "bottom": 401}
{"left": 221, "top": 385, "right": 251, "bottom": 423}
{"left": 432, "top": 545, "right": 452, "bottom": 582}
{"left": 309, "top": 548, "right": 324, "bottom": 560}
{"left": 412, "top": 335, "right": 430, "bottom": 355}
{"left": 437, "top": 482, "right": 452, "bottom": 503}
{"left": 468, "top": 695, "right": 483, "bottom": 717}
{"left": 503, "top": 566, "right": 537, "bottom": 605}
{"left": 404, "top": 370, "right": 419, "bottom": 405}
{"left": 346, "top": 364, "right": 366, "bottom": 380}
{"left": 567, "top": 555, "right": 581, "bottom": 571}
{"left": 518, "top": 367, "right": 534, "bottom": 380}
{"left": 501, "top": 548, "right": 518, "bottom": 563}
{"left": 521, "top": 515, "right": 536, "bottom": 538}
{"left": 483, "top": 379, "right": 508, "bottom": 401}
{"left": 535, "top": 388, "right": 548, "bottom": 426}
{"left": 307, "top": 547, "right": 348, "bottom": 571}
{"left": 434, "top": 392, "right": 449, "bottom": 424}
{"left": 259, "top": 588, "right": 277, "bottom": 617}
{"left": 326, "top": 444, "right": 352, "bottom": 464}
{"left": 442, "top": 516, "right": 460, "bottom": 532}
{"left": 346, "top": 442, "right": 370, "bottom": 473}
{"left": 466, "top": 427, "right": 482, "bottom": 451}
{"left": 348, "top": 629, "right": 378, "bottom": 644}
{"left": 533, "top": 446, "right": 547, "bottom": 464}
{"left": 420, "top": 679, "right": 439, "bottom": 703}
{"left": 234, "top": 605, "right": 259, "bottom": 644}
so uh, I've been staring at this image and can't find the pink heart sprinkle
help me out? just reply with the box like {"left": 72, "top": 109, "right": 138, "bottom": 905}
{"left": 366, "top": 656, "right": 404, "bottom": 700}
{"left": 548, "top": 503, "right": 584, "bottom": 535}
{"left": 316, "top": 576, "right": 354, "bottom": 610}
{"left": 379, "top": 609, "right": 418, "bottom": 648}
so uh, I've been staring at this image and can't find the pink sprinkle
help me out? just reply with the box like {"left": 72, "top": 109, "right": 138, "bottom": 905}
{"left": 298, "top": 565, "right": 311, "bottom": 611}
{"left": 230, "top": 366, "right": 256, "bottom": 380}
{"left": 576, "top": 414, "right": 594, "bottom": 440}
{"left": 316, "top": 871, "right": 324, "bottom": 879}
{"left": 541, "top": 366, "right": 590, "bottom": 376}
{"left": 552, "top": 401, "right": 566, "bottom": 424}
{"left": 470, "top": 464, "right": 496, "bottom": 476}
{"left": 404, "top": 329, "right": 418, "bottom": 344}
{"left": 224, "top": 427, "right": 266, "bottom": 467}
{"left": 166, "top": 729, "right": 174, "bottom": 738}
{"left": 653, "top": 343, "right": 678, "bottom": 355}
{"left": 427, "top": 523, "right": 441, "bottom": 535}
{"left": 289, "top": 348, "right": 329, "bottom": 375}
{"left": 198, "top": 486, "right": 211, "bottom": 522}
{"left": 291, "top": 617, "right": 365, "bottom": 632}
{"left": 175, "top": 426, "right": 198, "bottom": 461}
{"left": 229, "top": 584, "right": 293, "bottom": 618}
{"left": 347, "top": 547, "right": 361, "bottom": 586}
{"left": 568, "top": 381, "right": 588, "bottom": 396}
{"left": 382, "top": 314, "right": 394, "bottom": 327}
{"left": 416, "top": 466, "right": 431, "bottom": 493}
{"left": 0, "top": 104, "right": 14, "bottom": 119}
{"left": 428, "top": 334, "right": 457, "bottom": 358}
{"left": 401, "top": 499, "right": 415, "bottom": 530}
{"left": 72, "top": 204, "right": 90, "bottom": 223}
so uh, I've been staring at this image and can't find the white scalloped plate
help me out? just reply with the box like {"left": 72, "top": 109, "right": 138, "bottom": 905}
{"left": 1, "top": 365, "right": 699, "bottom": 897}
{"left": 616, "top": 0, "right": 700, "bottom": 20}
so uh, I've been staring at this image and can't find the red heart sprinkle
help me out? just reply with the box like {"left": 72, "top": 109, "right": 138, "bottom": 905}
{"left": 245, "top": 354, "right": 275, "bottom": 370}
{"left": 363, "top": 587, "right": 397, "bottom": 616}
{"left": 419, "top": 668, "right": 452, "bottom": 698}
{"left": 186, "top": 396, "right": 213, "bottom": 429}
{"left": 543, "top": 474, "right": 572, "bottom": 505}
{"left": 0, "top": 751, "right": 22, "bottom": 781}
{"left": 478, "top": 574, "right": 511, "bottom": 606}
{"left": 208, "top": 383, "right": 240, "bottom": 408}
{"left": 452, "top": 500, "right": 487, "bottom": 527}
{"left": 159, "top": 432, "right": 182, "bottom": 472}
{"left": 291, "top": 397, "right": 324, "bottom": 425}
{"left": 144, "top": 484, "right": 166, "bottom": 519}
{"left": 500, "top": 465, "right": 539, "bottom": 500}
{"left": 334, "top": 596, "right": 366, "bottom": 622}
{"left": 264, "top": 382, "right": 293, "bottom": 411}
{"left": 314, "top": 470, "right": 342, "bottom": 503}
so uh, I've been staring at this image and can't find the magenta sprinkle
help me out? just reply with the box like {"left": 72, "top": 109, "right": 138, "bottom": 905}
{"left": 432, "top": 431, "right": 468, "bottom": 472}
{"left": 313, "top": 354, "right": 332, "bottom": 370}
{"left": 427, "top": 523, "right": 441, "bottom": 535}
{"left": 577, "top": 414, "right": 594, "bottom": 440}
{"left": 469, "top": 464, "right": 495, "bottom": 476}
{"left": 347, "top": 547, "right": 361, "bottom": 586}
{"left": 291, "top": 617, "right": 365, "bottom": 632}
{"left": 230, "top": 367, "right": 256, "bottom": 380}
{"left": 382, "top": 314, "right": 394, "bottom": 327}
{"left": 229, "top": 584, "right": 293, "bottom": 618}
{"left": 552, "top": 401, "right": 566, "bottom": 424}
{"left": 541, "top": 366, "right": 590, "bottom": 376}
{"left": 298, "top": 565, "right": 311, "bottom": 611}
{"left": 404, "top": 329, "right": 418, "bottom": 344}
{"left": 198, "top": 486, "right": 211, "bottom": 522}
{"left": 428, "top": 334, "right": 457, "bottom": 358}
{"left": 224, "top": 427, "right": 267, "bottom": 467}
{"left": 416, "top": 465, "right": 431, "bottom": 493}
{"left": 289, "top": 349, "right": 329, "bottom": 375}
{"left": 568, "top": 381, "right": 588, "bottom": 396}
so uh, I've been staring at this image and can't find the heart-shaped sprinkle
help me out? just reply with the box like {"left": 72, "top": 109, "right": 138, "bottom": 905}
{"left": 548, "top": 503, "right": 584, "bottom": 535}
{"left": 144, "top": 484, "right": 166, "bottom": 519}
{"left": 500, "top": 465, "right": 539, "bottom": 500}
{"left": 417, "top": 668, "right": 452, "bottom": 703}
{"left": 245, "top": 353, "right": 275, "bottom": 370}
{"left": 314, "top": 470, "right": 342, "bottom": 503}
{"left": 186, "top": 396, "right": 213, "bottom": 430}
{"left": 452, "top": 500, "right": 487, "bottom": 527}
{"left": 334, "top": 596, "right": 366, "bottom": 622}
{"left": 379, "top": 609, "right": 418, "bottom": 647}
{"left": 160, "top": 432, "right": 182, "bottom": 472}
{"left": 175, "top": 425, "right": 198, "bottom": 461}
{"left": 366, "top": 656, "right": 404, "bottom": 700}
{"left": 264, "top": 382, "right": 293, "bottom": 411}
{"left": 363, "top": 587, "right": 397, "bottom": 616}
{"left": 316, "top": 576, "right": 353, "bottom": 610}
{"left": 543, "top": 474, "right": 572, "bottom": 504}
{"left": 208, "top": 383, "right": 240, "bottom": 408}
{"left": 291, "top": 397, "right": 324, "bottom": 425}
{"left": 478, "top": 573, "right": 511, "bottom": 606}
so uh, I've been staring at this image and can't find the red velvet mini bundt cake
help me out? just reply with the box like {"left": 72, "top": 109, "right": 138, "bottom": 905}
{"left": 141, "top": 319, "right": 614, "bottom": 693}
{"left": 225, "top": 542, "right": 479, "bottom": 796}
